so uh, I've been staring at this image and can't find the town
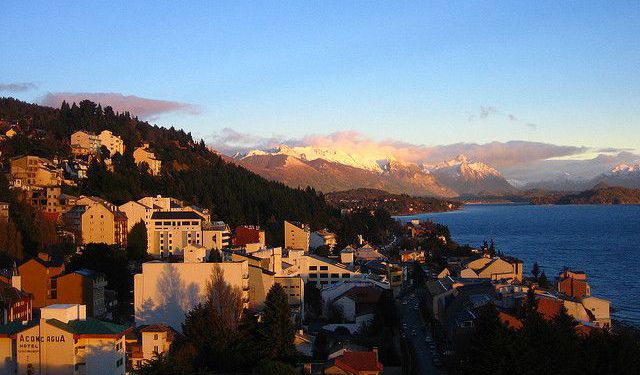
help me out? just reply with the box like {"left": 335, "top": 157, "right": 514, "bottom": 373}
{"left": 0, "top": 110, "right": 632, "bottom": 375}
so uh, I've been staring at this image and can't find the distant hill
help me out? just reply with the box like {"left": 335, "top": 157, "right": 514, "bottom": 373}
{"left": 325, "top": 188, "right": 462, "bottom": 215}
{"left": 0, "top": 97, "right": 338, "bottom": 246}
{"left": 530, "top": 185, "right": 640, "bottom": 205}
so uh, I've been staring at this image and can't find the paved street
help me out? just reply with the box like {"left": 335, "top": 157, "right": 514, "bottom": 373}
{"left": 398, "top": 291, "right": 446, "bottom": 375}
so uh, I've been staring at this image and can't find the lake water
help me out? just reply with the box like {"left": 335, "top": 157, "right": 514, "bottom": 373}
{"left": 397, "top": 204, "right": 640, "bottom": 326}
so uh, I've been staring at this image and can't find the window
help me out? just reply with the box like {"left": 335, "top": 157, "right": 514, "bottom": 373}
{"left": 163, "top": 221, "right": 170, "bottom": 226}
{"left": 192, "top": 221, "right": 199, "bottom": 225}
{"left": 153, "top": 345, "right": 159, "bottom": 353}
{"left": 308, "top": 274, "right": 317, "bottom": 279}
{"left": 320, "top": 281, "right": 328, "bottom": 285}
{"left": 342, "top": 273, "right": 351, "bottom": 278}
{"left": 320, "top": 266, "right": 328, "bottom": 271}
{"left": 116, "top": 358, "right": 123, "bottom": 367}
{"left": 319, "top": 273, "right": 328, "bottom": 278}
{"left": 154, "top": 334, "right": 158, "bottom": 340}
{"left": 309, "top": 266, "right": 317, "bottom": 271}
{"left": 331, "top": 273, "right": 339, "bottom": 278}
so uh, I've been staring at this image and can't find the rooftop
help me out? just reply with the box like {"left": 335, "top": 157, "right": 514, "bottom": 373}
{"left": 151, "top": 211, "right": 203, "bottom": 220}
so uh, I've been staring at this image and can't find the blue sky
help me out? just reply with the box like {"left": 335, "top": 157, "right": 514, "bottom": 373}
{"left": 1, "top": 1, "right": 639, "bottom": 157}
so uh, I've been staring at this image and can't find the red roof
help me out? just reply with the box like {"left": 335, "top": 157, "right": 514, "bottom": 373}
{"left": 575, "top": 324, "right": 596, "bottom": 336}
{"left": 499, "top": 312, "right": 523, "bottom": 330}
{"left": 537, "top": 297, "right": 563, "bottom": 320}
{"left": 335, "top": 351, "right": 383, "bottom": 373}
{"left": 343, "top": 287, "right": 383, "bottom": 305}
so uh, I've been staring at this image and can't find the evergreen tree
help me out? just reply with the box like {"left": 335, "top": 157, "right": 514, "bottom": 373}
{"left": 531, "top": 261, "right": 540, "bottom": 281}
{"left": 126, "top": 220, "right": 148, "bottom": 261}
{"left": 538, "top": 270, "right": 549, "bottom": 289}
{"left": 261, "top": 283, "right": 296, "bottom": 361}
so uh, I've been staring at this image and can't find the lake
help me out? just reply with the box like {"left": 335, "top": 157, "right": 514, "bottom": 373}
{"left": 396, "top": 204, "right": 640, "bottom": 326}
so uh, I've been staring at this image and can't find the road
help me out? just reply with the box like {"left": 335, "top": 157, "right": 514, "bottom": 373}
{"left": 398, "top": 291, "right": 446, "bottom": 375}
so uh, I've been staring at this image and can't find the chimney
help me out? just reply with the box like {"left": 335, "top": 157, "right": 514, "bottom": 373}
{"left": 272, "top": 247, "right": 282, "bottom": 275}
{"left": 372, "top": 347, "right": 379, "bottom": 361}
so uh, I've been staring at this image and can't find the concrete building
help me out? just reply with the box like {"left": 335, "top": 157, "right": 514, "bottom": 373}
{"left": 557, "top": 269, "right": 590, "bottom": 299}
{"left": 70, "top": 130, "right": 101, "bottom": 156}
{"left": 23, "top": 186, "right": 77, "bottom": 220}
{"left": 97, "top": 130, "right": 124, "bottom": 156}
{"left": 310, "top": 229, "right": 337, "bottom": 251}
{"left": 354, "top": 244, "right": 385, "bottom": 262}
{"left": 63, "top": 202, "right": 127, "bottom": 246}
{"left": 131, "top": 324, "right": 178, "bottom": 369}
{"left": 137, "top": 195, "right": 183, "bottom": 212}
{"left": 134, "top": 260, "right": 249, "bottom": 331}
{"left": 0, "top": 278, "right": 33, "bottom": 324}
{"left": 459, "top": 256, "right": 522, "bottom": 281}
{"left": 284, "top": 221, "right": 310, "bottom": 252}
{"left": 203, "top": 221, "right": 231, "bottom": 250}
{"left": 133, "top": 144, "right": 161, "bottom": 176}
{"left": 0, "top": 304, "right": 129, "bottom": 375}
{"left": 118, "top": 200, "right": 153, "bottom": 232}
{"left": 17, "top": 256, "right": 108, "bottom": 318}
{"left": 147, "top": 211, "right": 204, "bottom": 257}
{"left": 9, "top": 155, "right": 64, "bottom": 187}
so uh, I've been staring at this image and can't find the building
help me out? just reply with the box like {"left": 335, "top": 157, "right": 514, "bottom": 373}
{"left": 0, "top": 202, "right": 9, "bottom": 223}
{"left": 133, "top": 144, "right": 161, "bottom": 176}
{"left": 119, "top": 200, "right": 153, "bottom": 232}
{"left": 131, "top": 324, "right": 178, "bottom": 369}
{"left": 284, "top": 221, "right": 310, "bottom": 252}
{"left": 331, "top": 286, "right": 382, "bottom": 325}
{"left": 63, "top": 202, "right": 128, "bottom": 246}
{"left": 0, "top": 304, "right": 129, "bottom": 375}
{"left": 70, "top": 130, "right": 101, "bottom": 156}
{"left": 234, "top": 225, "right": 266, "bottom": 247}
{"left": 354, "top": 244, "right": 385, "bottom": 262}
{"left": 459, "top": 256, "right": 522, "bottom": 281}
{"left": 147, "top": 211, "right": 204, "bottom": 257}
{"left": 18, "top": 256, "right": 107, "bottom": 317}
{"left": 0, "top": 279, "right": 32, "bottom": 324}
{"left": 310, "top": 229, "right": 337, "bottom": 251}
{"left": 97, "top": 130, "right": 124, "bottom": 156}
{"left": 203, "top": 221, "right": 231, "bottom": 250}
{"left": 22, "top": 186, "right": 77, "bottom": 220}
{"left": 134, "top": 260, "right": 249, "bottom": 331}
{"left": 9, "top": 155, "right": 63, "bottom": 187}
{"left": 137, "top": 195, "right": 183, "bottom": 211}
{"left": 557, "top": 269, "right": 590, "bottom": 299}
{"left": 324, "top": 348, "right": 384, "bottom": 375}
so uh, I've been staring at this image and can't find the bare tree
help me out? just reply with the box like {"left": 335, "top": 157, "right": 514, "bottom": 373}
{"left": 206, "top": 265, "right": 244, "bottom": 332}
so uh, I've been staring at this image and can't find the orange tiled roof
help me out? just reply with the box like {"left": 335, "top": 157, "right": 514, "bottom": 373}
{"left": 537, "top": 297, "right": 563, "bottom": 320}
{"left": 499, "top": 312, "right": 523, "bottom": 330}
{"left": 335, "top": 351, "right": 383, "bottom": 373}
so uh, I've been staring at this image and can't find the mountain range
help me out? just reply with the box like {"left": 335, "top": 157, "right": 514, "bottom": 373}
{"left": 228, "top": 145, "right": 640, "bottom": 198}
{"left": 232, "top": 145, "right": 517, "bottom": 198}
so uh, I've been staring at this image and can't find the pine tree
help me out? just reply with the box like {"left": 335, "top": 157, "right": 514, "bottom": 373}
{"left": 261, "top": 283, "right": 296, "bottom": 361}
{"left": 531, "top": 261, "right": 540, "bottom": 281}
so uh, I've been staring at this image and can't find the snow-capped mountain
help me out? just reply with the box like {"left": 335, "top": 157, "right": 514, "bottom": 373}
{"left": 610, "top": 163, "right": 640, "bottom": 175}
{"left": 242, "top": 145, "right": 386, "bottom": 173}
{"left": 424, "top": 155, "right": 516, "bottom": 195}
{"left": 232, "top": 146, "right": 516, "bottom": 197}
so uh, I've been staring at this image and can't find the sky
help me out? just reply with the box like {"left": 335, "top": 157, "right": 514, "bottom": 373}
{"left": 1, "top": 1, "right": 639, "bottom": 167}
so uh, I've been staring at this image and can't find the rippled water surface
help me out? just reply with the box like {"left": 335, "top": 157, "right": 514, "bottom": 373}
{"left": 398, "top": 204, "right": 640, "bottom": 325}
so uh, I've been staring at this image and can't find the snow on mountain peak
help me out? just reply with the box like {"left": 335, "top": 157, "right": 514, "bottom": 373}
{"left": 610, "top": 163, "right": 640, "bottom": 174}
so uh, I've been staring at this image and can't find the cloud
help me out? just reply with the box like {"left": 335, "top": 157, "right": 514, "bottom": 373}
{"left": 596, "top": 147, "right": 634, "bottom": 153}
{"left": 204, "top": 128, "right": 292, "bottom": 155}
{"left": 40, "top": 92, "right": 200, "bottom": 120}
{"left": 468, "top": 105, "right": 536, "bottom": 130}
{"left": 208, "top": 128, "right": 589, "bottom": 168}
{"left": 0, "top": 82, "right": 38, "bottom": 92}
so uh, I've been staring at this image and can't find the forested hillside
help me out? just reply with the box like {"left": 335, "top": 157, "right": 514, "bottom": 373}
{"left": 0, "top": 98, "right": 387, "bottom": 247}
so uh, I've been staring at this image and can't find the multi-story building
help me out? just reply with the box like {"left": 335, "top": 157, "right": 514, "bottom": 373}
{"left": 130, "top": 324, "right": 178, "bottom": 369}
{"left": 203, "top": 221, "right": 231, "bottom": 250}
{"left": 17, "top": 255, "right": 108, "bottom": 317}
{"left": 134, "top": 259, "right": 250, "bottom": 331}
{"left": 284, "top": 221, "right": 310, "bottom": 252}
{"left": 22, "top": 186, "right": 77, "bottom": 220}
{"left": 119, "top": 200, "right": 153, "bottom": 232}
{"left": 137, "top": 195, "right": 184, "bottom": 211}
{"left": 0, "top": 304, "right": 129, "bottom": 375}
{"left": 64, "top": 202, "right": 128, "bottom": 246}
{"left": 147, "top": 211, "right": 204, "bottom": 257}
{"left": 9, "top": 155, "right": 63, "bottom": 187}
{"left": 0, "top": 202, "right": 9, "bottom": 223}
{"left": 70, "top": 130, "right": 101, "bottom": 156}
{"left": 133, "top": 144, "right": 162, "bottom": 176}
{"left": 310, "top": 229, "right": 337, "bottom": 251}
{"left": 97, "top": 130, "right": 124, "bottom": 156}
{"left": 0, "top": 276, "right": 32, "bottom": 324}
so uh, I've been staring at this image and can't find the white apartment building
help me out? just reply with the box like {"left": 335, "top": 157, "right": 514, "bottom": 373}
{"left": 147, "top": 211, "right": 204, "bottom": 257}
{"left": 134, "top": 260, "right": 249, "bottom": 331}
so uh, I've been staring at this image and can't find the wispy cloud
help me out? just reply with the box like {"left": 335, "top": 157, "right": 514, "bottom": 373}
{"left": 40, "top": 92, "right": 200, "bottom": 120}
{"left": 468, "top": 105, "right": 536, "bottom": 129}
{"left": 204, "top": 128, "right": 292, "bottom": 155}
{"left": 0, "top": 82, "right": 38, "bottom": 92}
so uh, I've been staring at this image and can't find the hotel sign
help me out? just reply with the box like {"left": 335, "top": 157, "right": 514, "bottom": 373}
{"left": 17, "top": 333, "right": 67, "bottom": 354}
